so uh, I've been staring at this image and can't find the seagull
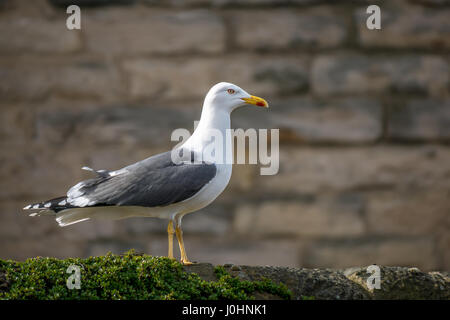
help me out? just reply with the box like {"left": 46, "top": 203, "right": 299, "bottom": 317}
{"left": 23, "top": 82, "right": 268, "bottom": 265}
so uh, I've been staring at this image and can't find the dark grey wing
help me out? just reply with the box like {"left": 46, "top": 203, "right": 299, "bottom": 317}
{"left": 66, "top": 151, "right": 217, "bottom": 208}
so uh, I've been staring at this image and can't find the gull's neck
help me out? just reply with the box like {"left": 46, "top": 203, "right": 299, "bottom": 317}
{"left": 182, "top": 102, "right": 232, "bottom": 163}
{"left": 194, "top": 104, "right": 230, "bottom": 139}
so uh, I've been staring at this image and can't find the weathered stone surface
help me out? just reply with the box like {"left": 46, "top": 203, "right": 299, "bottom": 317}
{"left": 303, "top": 237, "right": 438, "bottom": 271}
{"left": 182, "top": 207, "right": 232, "bottom": 235}
{"left": 61, "top": 219, "right": 125, "bottom": 241}
{"left": 34, "top": 103, "right": 198, "bottom": 148}
{"left": 213, "top": 0, "right": 290, "bottom": 6}
{"left": 226, "top": 164, "right": 258, "bottom": 192}
{"left": 0, "top": 236, "right": 86, "bottom": 261}
{"left": 0, "top": 147, "right": 86, "bottom": 199}
{"left": 179, "top": 238, "right": 302, "bottom": 267}
{"left": 0, "top": 61, "right": 53, "bottom": 101}
{"left": 126, "top": 205, "right": 231, "bottom": 236}
{"left": 366, "top": 190, "right": 450, "bottom": 236}
{"left": 233, "top": 96, "right": 382, "bottom": 143}
{"left": 126, "top": 217, "right": 168, "bottom": 234}
{"left": 49, "top": 0, "right": 136, "bottom": 6}
{"left": 233, "top": 199, "right": 365, "bottom": 237}
{"left": 0, "top": 16, "right": 81, "bottom": 54}
{"left": 144, "top": 234, "right": 302, "bottom": 267}
{"left": 0, "top": 200, "right": 57, "bottom": 239}
{"left": 183, "top": 263, "right": 218, "bottom": 282}
{"left": 410, "top": 0, "right": 450, "bottom": 5}
{"left": 140, "top": 0, "right": 324, "bottom": 6}
{"left": 388, "top": 99, "right": 450, "bottom": 141}
{"left": 437, "top": 233, "right": 450, "bottom": 271}
{"left": 0, "top": 58, "right": 122, "bottom": 102}
{"left": 122, "top": 55, "right": 309, "bottom": 100}
{"left": 0, "top": 104, "right": 35, "bottom": 147}
{"left": 346, "top": 266, "right": 450, "bottom": 299}
{"left": 143, "top": 0, "right": 211, "bottom": 6}
{"left": 311, "top": 54, "right": 449, "bottom": 97}
{"left": 230, "top": 8, "right": 349, "bottom": 50}
{"left": 220, "top": 264, "right": 370, "bottom": 300}
{"left": 356, "top": 6, "right": 450, "bottom": 49}
{"left": 254, "top": 146, "right": 450, "bottom": 194}
{"left": 84, "top": 8, "right": 225, "bottom": 55}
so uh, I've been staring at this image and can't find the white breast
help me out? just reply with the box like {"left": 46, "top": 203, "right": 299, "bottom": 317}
{"left": 177, "top": 163, "right": 232, "bottom": 215}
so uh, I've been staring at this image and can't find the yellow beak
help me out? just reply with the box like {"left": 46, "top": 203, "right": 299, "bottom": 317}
{"left": 241, "top": 95, "right": 269, "bottom": 108}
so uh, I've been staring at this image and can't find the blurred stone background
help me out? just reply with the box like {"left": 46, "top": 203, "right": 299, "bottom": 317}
{"left": 0, "top": 0, "right": 449, "bottom": 271}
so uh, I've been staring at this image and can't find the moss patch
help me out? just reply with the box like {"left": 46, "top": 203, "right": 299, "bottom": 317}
{"left": 0, "top": 250, "right": 291, "bottom": 300}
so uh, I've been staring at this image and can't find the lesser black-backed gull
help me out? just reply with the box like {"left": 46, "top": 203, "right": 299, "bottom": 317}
{"left": 23, "top": 82, "right": 268, "bottom": 265}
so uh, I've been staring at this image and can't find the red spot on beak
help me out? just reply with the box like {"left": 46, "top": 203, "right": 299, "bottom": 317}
{"left": 256, "top": 101, "right": 266, "bottom": 107}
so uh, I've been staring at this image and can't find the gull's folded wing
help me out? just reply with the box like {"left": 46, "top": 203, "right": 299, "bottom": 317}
{"left": 67, "top": 151, "right": 217, "bottom": 208}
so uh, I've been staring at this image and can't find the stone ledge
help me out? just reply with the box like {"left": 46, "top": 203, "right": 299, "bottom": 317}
{"left": 184, "top": 263, "right": 450, "bottom": 300}
{"left": 1, "top": 254, "right": 449, "bottom": 299}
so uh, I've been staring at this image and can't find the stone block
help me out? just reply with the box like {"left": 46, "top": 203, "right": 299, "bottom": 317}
{"left": 388, "top": 99, "right": 450, "bottom": 141}
{"left": 304, "top": 237, "right": 438, "bottom": 271}
{"left": 230, "top": 8, "right": 348, "bottom": 50}
{"left": 311, "top": 54, "right": 448, "bottom": 97}
{"left": 84, "top": 8, "right": 225, "bottom": 55}
{"left": 233, "top": 96, "right": 382, "bottom": 144}
{"left": 254, "top": 146, "right": 450, "bottom": 194}
{"left": 122, "top": 55, "right": 309, "bottom": 101}
{"left": 233, "top": 198, "right": 365, "bottom": 237}
{"left": 356, "top": 6, "right": 450, "bottom": 49}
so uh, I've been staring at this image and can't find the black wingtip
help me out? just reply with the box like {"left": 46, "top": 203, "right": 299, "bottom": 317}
{"left": 23, "top": 196, "right": 73, "bottom": 212}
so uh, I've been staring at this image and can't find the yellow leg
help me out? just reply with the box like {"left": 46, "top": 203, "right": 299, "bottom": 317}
{"left": 175, "top": 225, "right": 193, "bottom": 265}
{"left": 167, "top": 220, "right": 175, "bottom": 260}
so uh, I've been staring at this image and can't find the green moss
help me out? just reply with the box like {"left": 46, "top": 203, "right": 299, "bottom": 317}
{"left": 0, "top": 250, "right": 291, "bottom": 300}
{"left": 212, "top": 266, "right": 291, "bottom": 300}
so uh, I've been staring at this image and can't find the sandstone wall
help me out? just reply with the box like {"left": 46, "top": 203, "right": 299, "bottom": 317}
{"left": 0, "top": 0, "right": 449, "bottom": 271}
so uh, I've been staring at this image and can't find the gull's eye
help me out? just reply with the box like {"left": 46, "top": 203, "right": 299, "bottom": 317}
{"left": 227, "top": 89, "right": 235, "bottom": 94}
